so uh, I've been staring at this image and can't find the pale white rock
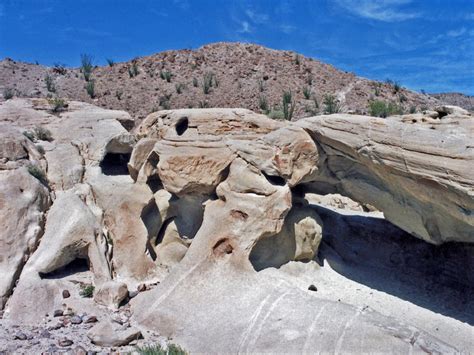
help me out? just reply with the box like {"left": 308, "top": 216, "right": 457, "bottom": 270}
{"left": 93, "top": 281, "right": 128, "bottom": 309}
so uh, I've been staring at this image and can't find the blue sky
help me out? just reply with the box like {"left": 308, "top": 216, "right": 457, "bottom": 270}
{"left": 0, "top": 0, "right": 473, "bottom": 94}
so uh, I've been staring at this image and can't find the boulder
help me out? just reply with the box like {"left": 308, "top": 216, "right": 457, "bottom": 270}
{"left": 87, "top": 320, "right": 142, "bottom": 347}
{"left": 93, "top": 281, "right": 128, "bottom": 309}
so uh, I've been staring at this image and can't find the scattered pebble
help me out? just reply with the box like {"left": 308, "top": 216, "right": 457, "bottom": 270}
{"left": 62, "top": 289, "right": 71, "bottom": 298}
{"left": 308, "top": 284, "right": 318, "bottom": 292}
{"left": 83, "top": 315, "right": 98, "bottom": 324}
{"left": 13, "top": 332, "right": 27, "bottom": 340}
{"left": 137, "top": 283, "right": 147, "bottom": 292}
{"left": 58, "top": 337, "right": 74, "bottom": 347}
{"left": 53, "top": 309, "right": 63, "bottom": 317}
{"left": 70, "top": 315, "right": 83, "bottom": 325}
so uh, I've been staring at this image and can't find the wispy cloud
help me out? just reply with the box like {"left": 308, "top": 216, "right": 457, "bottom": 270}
{"left": 238, "top": 21, "right": 252, "bottom": 34}
{"left": 334, "top": 0, "right": 420, "bottom": 22}
{"left": 280, "top": 24, "right": 296, "bottom": 34}
{"left": 245, "top": 9, "right": 268, "bottom": 24}
{"left": 447, "top": 27, "right": 466, "bottom": 37}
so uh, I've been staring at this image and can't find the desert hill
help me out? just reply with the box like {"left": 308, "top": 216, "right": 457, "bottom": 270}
{"left": 0, "top": 42, "right": 442, "bottom": 122}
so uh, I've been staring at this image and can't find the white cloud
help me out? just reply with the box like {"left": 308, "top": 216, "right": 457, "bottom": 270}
{"left": 447, "top": 27, "right": 466, "bottom": 37}
{"left": 245, "top": 9, "right": 268, "bottom": 24}
{"left": 334, "top": 0, "right": 420, "bottom": 22}
{"left": 238, "top": 21, "right": 252, "bottom": 34}
{"left": 280, "top": 24, "right": 296, "bottom": 34}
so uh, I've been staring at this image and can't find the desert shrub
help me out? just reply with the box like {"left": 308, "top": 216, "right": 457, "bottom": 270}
{"left": 36, "top": 144, "right": 45, "bottom": 155}
{"left": 258, "top": 79, "right": 264, "bottom": 92}
{"left": 282, "top": 90, "right": 295, "bottom": 120}
{"left": 115, "top": 90, "right": 123, "bottom": 100}
{"left": 48, "top": 97, "right": 67, "bottom": 113}
{"left": 267, "top": 109, "right": 285, "bottom": 120}
{"left": 259, "top": 95, "right": 268, "bottom": 112}
{"left": 80, "top": 284, "right": 94, "bottom": 298}
{"left": 23, "top": 131, "right": 35, "bottom": 141}
{"left": 303, "top": 86, "right": 311, "bottom": 99}
{"left": 305, "top": 96, "right": 319, "bottom": 116}
{"left": 198, "top": 100, "right": 209, "bottom": 108}
{"left": 202, "top": 72, "right": 215, "bottom": 94}
{"left": 53, "top": 63, "right": 67, "bottom": 75}
{"left": 159, "top": 94, "right": 172, "bottom": 109}
{"left": 106, "top": 58, "right": 115, "bottom": 67}
{"left": 44, "top": 74, "right": 56, "bottom": 92}
{"left": 27, "top": 165, "right": 48, "bottom": 185}
{"left": 409, "top": 105, "right": 417, "bottom": 114}
{"left": 369, "top": 100, "right": 403, "bottom": 118}
{"left": 128, "top": 61, "right": 139, "bottom": 78}
{"left": 137, "top": 343, "right": 187, "bottom": 355}
{"left": 160, "top": 70, "right": 172, "bottom": 82}
{"left": 192, "top": 77, "right": 198, "bottom": 87}
{"left": 294, "top": 53, "right": 300, "bottom": 65}
{"left": 175, "top": 83, "right": 185, "bottom": 94}
{"left": 323, "top": 94, "right": 342, "bottom": 114}
{"left": 85, "top": 80, "right": 95, "bottom": 98}
{"left": 306, "top": 74, "right": 313, "bottom": 86}
{"left": 33, "top": 126, "right": 54, "bottom": 141}
{"left": 80, "top": 54, "right": 93, "bottom": 81}
{"left": 3, "top": 87, "right": 14, "bottom": 100}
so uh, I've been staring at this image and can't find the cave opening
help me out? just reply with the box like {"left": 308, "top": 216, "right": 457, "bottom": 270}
{"left": 100, "top": 152, "right": 131, "bottom": 175}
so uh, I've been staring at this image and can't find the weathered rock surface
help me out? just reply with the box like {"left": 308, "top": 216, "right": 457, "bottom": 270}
{"left": 296, "top": 113, "right": 473, "bottom": 244}
{"left": 0, "top": 99, "right": 472, "bottom": 352}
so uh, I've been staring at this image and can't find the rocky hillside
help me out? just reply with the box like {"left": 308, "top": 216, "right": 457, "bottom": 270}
{"left": 430, "top": 92, "right": 474, "bottom": 111}
{"left": 0, "top": 42, "right": 440, "bottom": 122}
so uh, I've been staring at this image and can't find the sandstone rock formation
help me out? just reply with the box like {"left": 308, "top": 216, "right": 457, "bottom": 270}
{"left": 0, "top": 98, "right": 472, "bottom": 352}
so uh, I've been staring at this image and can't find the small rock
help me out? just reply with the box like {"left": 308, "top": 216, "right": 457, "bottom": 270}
{"left": 87, "top": 320, "right": 142, "bottom": 346}
{"left": 13, "top": 332, "right": 27, "bottom": 340}
{"left": 128, "top": 290, "right": 139, "bottom": 298}
{"left": 83, "top": 315, "right": 98, "bottom": 324}
{"left": 58, "top": 337, "right": 74, "bottom": 347}
{"left": 73, "top": 345, "right": 87, "bottom": 355}
{"left": 308, "top": 284, "right": 318, "bottom": 292}
{"left": 53, "top": 309, "right": 63, "bottom": 317}
{"left": 48, "top": 322, "right": 64, "bottom": 330}
{"left": 63, "top": 307, "right": 75, "bottom": 316}
{"left": 62, "top": 289, "right": 71, "bottom": 298}
{"left": 137, "top": 283, "right": 147, "bottom": 292}
{"left": 93, "top": 281, "right": 128, "bottom": 309}
{"left": 70, "top": 315, "right": 83, "bottom": 324}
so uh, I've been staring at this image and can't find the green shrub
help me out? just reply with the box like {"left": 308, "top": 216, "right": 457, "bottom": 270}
{"left": 160, "top": 70, "right": 172, "bottom": 82}
{"left": 192, "top": 77, "right": 198, "bottom": 87}
{"left": 23, "top": 131, "right": 35, "bottom": 141}
{"left": 85, "top": 80, "right": 95, "bottom": 98}
{"left": 267, "top": 109, "right": 285, "bottom": 120}
{"left": 136, "top": 343, "right": 187, "bottom": 355}
{"left": 159, "top": 94, "right": 172, "bottom": 109}
{"left": 303, "top": 86, "right": 311, "bottom": 99}
{"left": 258, "top": 79, "right": 264, "bottom": 92}
{"left": 128, "top": 61, "right": 139, "bottom": 78}
{"left": 306, "top": 74, "right": 313, "bottom": 86}
{"left": 202, "top": 72, "right": 215, "bottom": 94}
{"left": 115, "top": 90, "right": 123, "bottom": 100}
{"left": 305, "top": 96, "right": 319, "bottom": 116}
{"left": 368, "top": 100, "right": 403, "bottom": 118}
{"left": 175, "top": 83, "right": 185, "bottom": 94}
{"left": 27, "top": 165, "right": 48, "bottom": 185}
{"left": 48, "top": 97, "right": 67, "bottom": 113}
{"left": 106, "top": 58, "right": 115, "bottom": 67}
{"left": 282, "top": 90, "right": 295, "bottom": 120}
{"left": 294, "top": 53, "right": 301, "bottom": 65}
{"left": 80, "top": 54, "right": 93, "bottom": 81}
{"left": 80, "top": 284, "right": 94, "bottom": 298}
{"left": 323, "top": 94, "right": 342, "bottom": 114}
{"left": 3, "top": 87, "right": 14, "bottom": 100}
{"left": 32, "top": 126, "right": 53, "bottom": 141}
{"left": 259, "top": 95, "right": 268, "bottom": 112}
{"left": 53, "top": 63, "right": 67, "bottom": 75}
{"left": 44, "top": 74, "right": 56, "bottom": 93}
{"left": 198, "top": 100, "right": 209, "bottom": 108}
{"left": 409, "top": 105, "right": 417, "bottom": 114}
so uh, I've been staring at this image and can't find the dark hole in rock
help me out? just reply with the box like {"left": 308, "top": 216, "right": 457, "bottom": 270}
{"left": 39, "top": 258, "right": 89, "bottom": 279}
{"left": 262, "top": 172, "right": 286, "bottom": 186}
{"left": 146, "top": 176, "right": 162, "bottom": 193}
{"left": 176, "top": 116, "right": 189, "bottom": 136}
{"left": 100, "top": 153, "right": 131, "bottom": 176}
{"left": 155, "top": 218, "right": 175, "bottom": 247}
{"left": 213, "top": 238, "right": 234, "bottom": 256}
